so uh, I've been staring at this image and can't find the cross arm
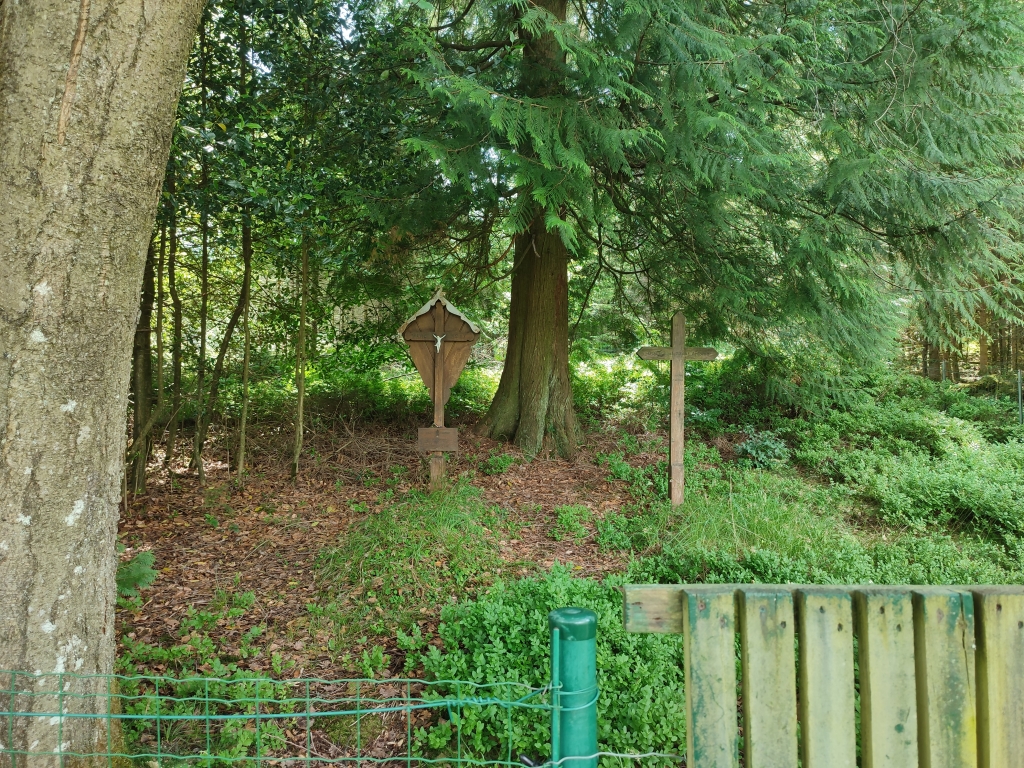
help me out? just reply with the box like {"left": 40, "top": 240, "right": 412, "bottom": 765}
{"left": 637, "top": 346, "right": 719, "bottom": 362}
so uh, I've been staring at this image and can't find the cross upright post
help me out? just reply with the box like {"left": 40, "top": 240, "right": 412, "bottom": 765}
{"left": 431, "top": 300, "right": 446, "bottom": 489}
{"left": 669, "top": 311, "right": 686, "bottom": 507}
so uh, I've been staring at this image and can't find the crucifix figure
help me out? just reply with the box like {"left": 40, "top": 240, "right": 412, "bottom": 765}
{"left": 637, "top": 312, "right": 718, "bottom": 507}
{"left": 399, "top": 290, "right": 480, "bottom": 490}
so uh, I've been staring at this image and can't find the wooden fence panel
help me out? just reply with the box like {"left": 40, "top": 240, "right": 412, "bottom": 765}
{"left": 795, "top": 588, "right": 856, "bottom": 768}
{"left": 737, "top": 588, "right": 797, "bottom": 768}
{"left": 854, "top": 589, "right": 918, "bottom": 768}
{"left": 619, "top": 583, "right": 1024, "bottom": 768}
{"left": 620, "top": 584, "right": 685, "bottom": 633}
{"left": 973, "top": 587, "right": 1024, "bottom": 768}
{"left": 682, "top": 587, "right": 738, "bottom": 768}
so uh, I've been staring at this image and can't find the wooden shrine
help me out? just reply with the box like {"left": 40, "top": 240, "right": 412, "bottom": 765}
{"left": 637, "top": 312, "right": 718, "bottom": 507}
{"left": 399, "top": 290, "right": 481, "bottom": 489}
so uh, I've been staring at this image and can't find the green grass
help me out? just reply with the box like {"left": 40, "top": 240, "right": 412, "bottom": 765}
{"left": 312, "top": 482, "right": 507, "bottom": 640}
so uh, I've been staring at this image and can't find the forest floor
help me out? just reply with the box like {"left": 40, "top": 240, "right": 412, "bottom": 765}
{"left": 116, "top": 420, "right": 680, "bottom": 680}
{"left": 116, "top": 370, "right": 1024, "bottom": 687}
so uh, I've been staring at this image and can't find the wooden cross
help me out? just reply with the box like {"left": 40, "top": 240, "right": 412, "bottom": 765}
{"left": 637, "top": 311, "right": 718, "bottom": 507}
{"left": 399, "top": 291, "right": 480, "bottom": 490}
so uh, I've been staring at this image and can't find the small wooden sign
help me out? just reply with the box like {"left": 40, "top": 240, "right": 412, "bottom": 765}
{"left": 399, "top": 290, "right": 480, "bottom": 490}
{"left": 418, "top": 427, "right": 459, "bottom": 453}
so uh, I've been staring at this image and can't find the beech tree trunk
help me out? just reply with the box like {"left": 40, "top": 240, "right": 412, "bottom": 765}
{"left": 0, "top": 0, "right": 203, "bottom": 761}
{"left": 478, "top": 0, "right": 578, "bottom": 458}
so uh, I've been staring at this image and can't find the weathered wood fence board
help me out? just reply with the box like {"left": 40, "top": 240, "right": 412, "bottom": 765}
{"left": 913, "top": 588, "right": 976, "bottom": 768}
{"left": 973, "top": 587, "right": 1024, "bottom": 768}
{"left": 855, "top": 588, "right": 919, "bottom": 768}
{"left": 682, "top": 587, "right": 738, "bottom": 768}
{"left": 737, "top": 589, "right": 797, "bottom": 768}
{"left": 619, "top": 584, "right": 1024, "bottom": 768}
{"left": 795, "top": 588, "right": 856, "bottom": 768}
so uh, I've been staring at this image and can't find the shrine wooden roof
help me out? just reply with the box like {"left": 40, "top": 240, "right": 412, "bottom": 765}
{"left": 397, "top": 289, "right": 481, "bottom": 337}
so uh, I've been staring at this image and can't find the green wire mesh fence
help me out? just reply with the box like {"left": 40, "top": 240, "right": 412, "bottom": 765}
{"left": 1, "top": 671, "right": 556, "bottom": 767}
{"left": 1, "top": 609, "right": 608, "bottom": 768}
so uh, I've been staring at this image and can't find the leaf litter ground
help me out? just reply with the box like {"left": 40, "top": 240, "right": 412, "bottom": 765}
{"left": 118, "top": 421, "right": 636, "bottom": 682}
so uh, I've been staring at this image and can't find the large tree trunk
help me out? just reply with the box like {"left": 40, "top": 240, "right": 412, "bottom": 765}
{"left": 478, "top": 0, "right": 578, "bottom": 458}
{"left": 479, "top": 217, "right": 578, "bottom": 457}
{"left": 0, "top": 0, "right": 203, "bottom": 762}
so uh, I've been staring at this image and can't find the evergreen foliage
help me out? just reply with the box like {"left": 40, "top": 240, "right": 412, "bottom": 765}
{"left": 131, "top": 0, "right": 1024, "bottom": 478}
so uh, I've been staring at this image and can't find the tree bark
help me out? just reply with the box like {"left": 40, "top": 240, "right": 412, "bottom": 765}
{"left": 193, "top": 13, "right": 209, "bottom": 484}
{"left": 477, "top": 0, "right": 578, "bottom": 458}
{"left": 129, "top": 240, "right": 156, "bottom": 493}
{"left": 979, "top": 309, "right": 990, "bottom": 375}
{"left": 156, "top": 224, "right": 165, "bottom": 412}
{"left": 237, "top": 220, "right": 253, "bottom": 485}
{"left": 479, "top": 217, "right": 578, "bottom": 457}
{"left": 927, "top": 344, "right": 941, "bottom": 381}
{"left": 0, "top": 0, "right": 203, "bottom": 761}
{"left": 165, "top": 167, "right": 184, "bottom": 468}
{"left": 236, "top": 4, "right": 252, "bottom": 485}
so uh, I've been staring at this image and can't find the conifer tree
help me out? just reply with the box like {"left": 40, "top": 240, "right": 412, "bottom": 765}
{"left": 397, "top": 0, "right": 1024, "bottom": 454}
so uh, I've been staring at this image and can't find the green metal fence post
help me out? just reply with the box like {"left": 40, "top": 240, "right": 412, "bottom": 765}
{"left": 548, "top": 608, "right": 598, "bottom": 768}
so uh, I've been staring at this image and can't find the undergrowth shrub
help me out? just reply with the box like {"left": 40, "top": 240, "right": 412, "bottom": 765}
{"left": 414, "top": 566, "right": 686, "bottom": 763}
{"left": 117, "top": 582, "right": 305, "bottom": 762}
{"left": 630, "top": 533, "right": 1024, "bottom": 586}
{"left": 735, "top": 430, "right": 790, "bottom": 468}
{"left": 788, "top": 393, "right": 1024, "bottom": 539}
{"left": 480, "top": 449, "right": 517, "bottom": 475}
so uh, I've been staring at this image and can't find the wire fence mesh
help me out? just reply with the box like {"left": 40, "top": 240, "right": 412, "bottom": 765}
{"left": 1, "top": 670, "right": 557, "bottom": 767}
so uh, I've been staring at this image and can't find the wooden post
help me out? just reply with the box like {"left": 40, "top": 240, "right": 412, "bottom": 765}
{"left": 670, "top": 311, "right": 686, "bottom": 507}
{"left": 431, "top": 301, "right": 446, "bottom": 490}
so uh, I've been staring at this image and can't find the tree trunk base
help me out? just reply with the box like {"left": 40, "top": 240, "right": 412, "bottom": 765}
{"left": 478, "top": 217, "right": 579, "bottom": 458}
